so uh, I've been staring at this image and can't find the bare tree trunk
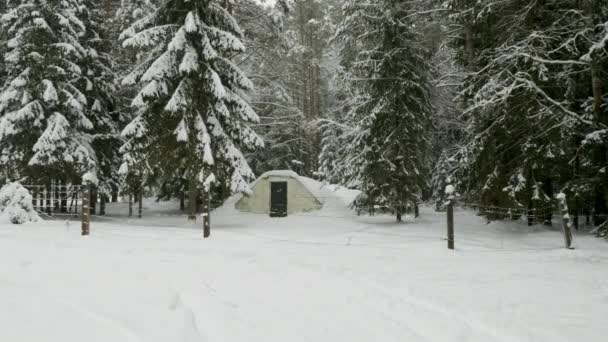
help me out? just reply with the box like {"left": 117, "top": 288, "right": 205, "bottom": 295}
{"left": 464, "top": 23, "right": 474, "bottom": 65}
{"left": 188, "top": 176, "right": 197, "bottom": 221}
{"left": 100, "top": 194, "right": 106, "bottom": 216}
{"left": 592, "top": 62, "right": 603, "bottom": 122}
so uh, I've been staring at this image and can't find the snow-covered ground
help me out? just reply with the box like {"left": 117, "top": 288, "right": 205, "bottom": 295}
{"left": 1, "top": 198, "right": 607, "bottom": 342}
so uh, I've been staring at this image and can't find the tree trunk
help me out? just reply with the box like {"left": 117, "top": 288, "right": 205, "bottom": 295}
{"left": 100, "top": 195, "right": 106, "bottom": 216}
{"left": 180, "top": 191, "right": 185, "bottom": 211}
{"left": 592, "top": 61, "right": 603, "bottom": 122}
{"left": 188, "top": 177, "right": 197, "bottom": 221}
{"left": 90, "top": 187, "right": 98, "bottom": 215}
{"left": 464, "top": 23, "right": 474, "bottom": 65}
{"left": 138, "top": 191, "right": 143, "bottom": 219}
{"left": 128, "top": 194, "right": 133, "bottom": 217}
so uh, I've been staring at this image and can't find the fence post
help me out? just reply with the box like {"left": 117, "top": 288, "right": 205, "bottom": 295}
{"left": 557, "top": 193, "right": 573, "bottom": 249}
{"left": 81, "top": 183, "right": 91, "bottom": 236}
{"left": 445, "top": 184, "right": 456, "bottom": 250}
{"left": 447, "top": 201, "right": 454, "bottom": 250}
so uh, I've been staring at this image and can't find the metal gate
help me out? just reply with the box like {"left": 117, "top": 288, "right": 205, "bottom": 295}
{"left": 24, "top": 183, "right": 83, "bottom": 215}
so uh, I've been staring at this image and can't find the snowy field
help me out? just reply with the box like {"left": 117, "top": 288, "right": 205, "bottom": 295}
{"left": 1, "top": 199, "right": 607, "bottom": 342}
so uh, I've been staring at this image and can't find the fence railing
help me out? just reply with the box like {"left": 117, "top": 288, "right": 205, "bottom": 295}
{"left": 23, "top": 184, "right": 83, "bottom": 215}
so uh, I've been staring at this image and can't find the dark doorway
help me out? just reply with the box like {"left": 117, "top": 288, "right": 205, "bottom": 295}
{"left": 270, "top": 182, "right": 288, "bottom": 217}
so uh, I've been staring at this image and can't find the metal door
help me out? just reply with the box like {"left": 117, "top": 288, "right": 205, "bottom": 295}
{"left": 270, "top": 182, "right": 288, "bottom": 217}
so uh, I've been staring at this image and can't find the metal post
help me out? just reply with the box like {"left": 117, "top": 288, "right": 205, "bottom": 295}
{"left": 447, "top": 201, "right": 454, "bottom": 250}
{"left": 81, "top": 184, "right": 91, "bottom": 236}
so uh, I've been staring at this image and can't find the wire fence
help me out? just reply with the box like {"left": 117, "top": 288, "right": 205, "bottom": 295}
{"left": 25, "top": 188, "right": 602, "bottom": 250}
{"left": 24, "top": 183, "right": 83, "bottom": 215}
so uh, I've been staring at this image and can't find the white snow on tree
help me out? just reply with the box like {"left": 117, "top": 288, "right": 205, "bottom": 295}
{"left": 327, "top": 0, "right": 433, "bottom": 220}
{"left": 0, "top": 0, "right": 98, "bottom": 181}
{"left": 0, "top": 182, "right": 40, "bottom": 224}
{"left": 119, "top": 0, "right": 264, "bottom": 200}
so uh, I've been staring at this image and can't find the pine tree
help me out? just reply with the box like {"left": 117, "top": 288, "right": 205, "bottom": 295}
{"left": 443, "top": 0, "right": 608, "bottom": 223}
{"left": 0, "top": 0, "right": 97, "bottom": 183}
{"left": 79, "top": 0, "right": 120, "bottom": 206}
{"left": 333, "top": 0, "right": 433, "bottom": 221}
{"left": 119, "top": 0, "right": 264, "bottom": 217}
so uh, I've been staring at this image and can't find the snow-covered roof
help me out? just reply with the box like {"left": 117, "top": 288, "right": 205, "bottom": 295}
{"left": 258, "top": 170, "right": 323, "bottom": 202}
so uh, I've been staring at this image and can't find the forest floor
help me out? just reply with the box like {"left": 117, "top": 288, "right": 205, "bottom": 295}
{"left": 1, "top": 198, "right": 607, "bottom": 342}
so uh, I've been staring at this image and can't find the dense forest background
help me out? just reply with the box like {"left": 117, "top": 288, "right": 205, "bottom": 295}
{"left": 0, "top": 0, "right": 607, "bottom": 234}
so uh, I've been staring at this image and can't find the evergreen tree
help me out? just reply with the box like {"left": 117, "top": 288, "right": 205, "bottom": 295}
{"left": 332, "top": 0, "right": 433, "bottom": 221}
{"left": 443, "top": 0, "right": 608, "bottom": 223}
{"left": 0, "top": 0, "right": 97, "bottom": 183}
{"left": 119, "top": 0, "right": 264, "bottom": 217}
{"left": 78, "top": 0, "right": 121, "bottom": 207}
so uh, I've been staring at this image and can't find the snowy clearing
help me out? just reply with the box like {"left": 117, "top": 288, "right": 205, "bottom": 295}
{"left": 1, "top": 201, "right": 607, "bottom": 342}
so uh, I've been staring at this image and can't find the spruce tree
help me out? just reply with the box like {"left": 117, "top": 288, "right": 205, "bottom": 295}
{"left": 0, "top": 0, "right": 97, "bottom": 183}
{"left": 444, "top": 0, "right": 608, "bottom": 222}
{"left": 119, "top": 0, "right": 264, "bottom": 218}
{"left": 334, "top": 0, "right": 433, "bottom": 221}
{"left": 79, "top": 0, "right": 120, "bottom": 206}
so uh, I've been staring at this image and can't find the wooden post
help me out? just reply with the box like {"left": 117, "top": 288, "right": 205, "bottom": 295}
{"left": 447, "top": 201, "right": 454, "bottom": 250}
{"left": 557, "top": 193, "right": 573, "bottom": 249}
{"left": 81, "top": 184, "right": 91, "bottom": 236}
{"left": 414, "top": 203, "right": 420, "bottom": 218}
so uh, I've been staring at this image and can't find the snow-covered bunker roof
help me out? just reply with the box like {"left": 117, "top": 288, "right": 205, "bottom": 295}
{"left": 235, "top": 170, "right": 324, "bottom": 215}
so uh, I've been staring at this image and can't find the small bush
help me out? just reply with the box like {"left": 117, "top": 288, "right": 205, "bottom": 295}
{"left": 0, "top": 182, "right": 40, "bottom": 224}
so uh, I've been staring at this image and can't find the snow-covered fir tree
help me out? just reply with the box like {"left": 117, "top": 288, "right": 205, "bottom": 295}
{"left": 331, "top": 0, "right": 433, "bottom": 221}
{"left": 119, "top": 0, "right": 264, "bottom": 217}
{"left": 444, "top": 0, "right": 608, "bottom": 224}
{"left": 0, "top": 0, "right": 99, "bottom": 183}
{"left": 78, "top": 0, "right": 121, "bottom": 207}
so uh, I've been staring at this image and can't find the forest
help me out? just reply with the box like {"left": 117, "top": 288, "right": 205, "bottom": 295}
{"left": 0, "top": 0, "right": 607, "bottom": 236}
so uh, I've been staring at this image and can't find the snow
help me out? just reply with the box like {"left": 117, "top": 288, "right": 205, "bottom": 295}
{"left": 0, "top": 182, "right": 40, "bottom": 224}
{"left": 82, "top": 172, "right": 99, "bottom": 186}
{"left": 0, "top": 202, "right": 606, "bottom": 342}
{"left": 445, "top": 184, "right": 455, "bottom": 195}
{"left": 42, "top": 80, "right": 58, "bottom": 103}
